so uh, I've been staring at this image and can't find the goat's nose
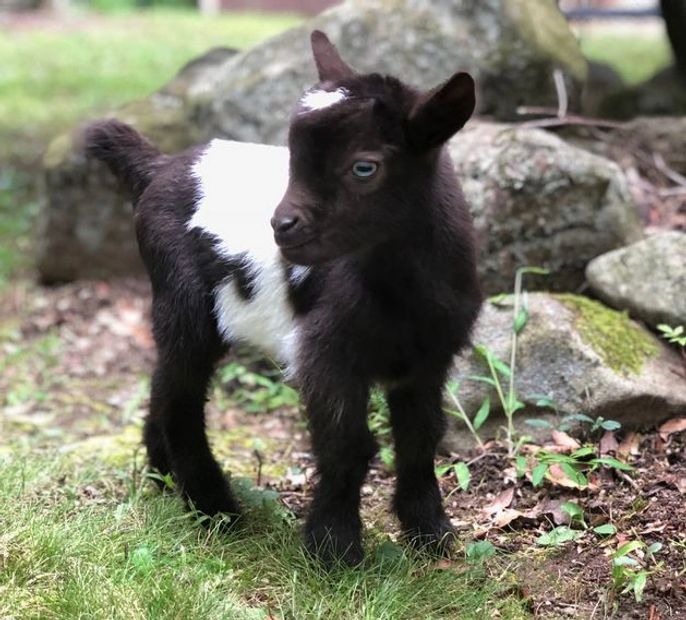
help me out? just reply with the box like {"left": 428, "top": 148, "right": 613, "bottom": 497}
{"left": 271, "top": 215, "right": 299, "bottom": 234}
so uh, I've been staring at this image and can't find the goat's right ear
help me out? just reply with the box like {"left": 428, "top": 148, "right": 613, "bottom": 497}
{"left": 406, "top": 72, "right": 475, "bottom": 151}
{"left": 311, "top": 30, "right": 355, "bottom": 82}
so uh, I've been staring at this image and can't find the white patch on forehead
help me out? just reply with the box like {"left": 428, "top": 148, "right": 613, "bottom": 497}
{"left": 300, "top": 87, "right": 350, "bottom": 112}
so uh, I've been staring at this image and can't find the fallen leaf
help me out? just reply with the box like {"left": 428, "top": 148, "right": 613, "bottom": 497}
{"left": 659, "top": 418, "right": 686, "bottom": 441}
{"left": 551, "top": 430, "right": 581, "bottom": 451}
{"left": 493, "top": 508, "right": 526, "bottom": 528}
{"left": 599, "top": 431, "right": 619, "bottom": 456}
{"left": 480, "top": 487, "right": 515, "bottom": 518}
{"left": 531, "top": 498, "right": 572, "bottom": 525}
{"left": 545, "top": 464, "right": 597, "bottom": 490}
{"left": 618, "top": 432, "right": 641, "bottom": 458}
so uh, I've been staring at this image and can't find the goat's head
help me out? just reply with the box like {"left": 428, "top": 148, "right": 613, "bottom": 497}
{"left": 272, "top": 30, "right": 476, "bottom": 265}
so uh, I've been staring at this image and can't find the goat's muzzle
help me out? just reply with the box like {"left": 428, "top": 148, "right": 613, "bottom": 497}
{"left": 271, "top": 213, "right": 315, "bottom": 249}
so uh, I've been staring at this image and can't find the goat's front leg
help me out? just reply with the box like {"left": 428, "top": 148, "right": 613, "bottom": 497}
{"left": 303, "top": 378, "right": 376, "bottom": 566}
{"left": 388, "top": 382, "right": 454, "bottom": 553}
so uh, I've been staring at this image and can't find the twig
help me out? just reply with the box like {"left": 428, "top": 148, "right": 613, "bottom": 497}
{"left": 653, "top": 152, "right": 686, "bottom": 187}
{"left": 253, "top": 449, "right": 263, "bottom": 487}
{"left": 658, "top": 186, "right": 686, "bottom": 198}
{"left": 517, "top": 114, "right": 624, "bottom": 130}
{"left": 553, "top": 69, "right": 568, "bottom": 119}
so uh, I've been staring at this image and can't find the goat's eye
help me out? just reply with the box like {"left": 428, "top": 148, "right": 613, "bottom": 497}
{"left": 351, "top": 161, "right": 378, "bottom": 179}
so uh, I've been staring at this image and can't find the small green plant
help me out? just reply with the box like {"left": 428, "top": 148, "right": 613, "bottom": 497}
{"left": 465, "top": 540, "right": 496, "bottom": 563}
{"left": 536, "top": 503, "right": 617, "bottom": 548}
{"left": 218, "top": 361, "right": 299, "bottom": 413}
{"left": 611, "top": 539, "right": 663, "bottom": 603}
{"left": 435, "top": 461, "right": 470, "bottom": 492}
{"left": 368, "top": 389, "right": 394, "bottom": 468}
{"left": 657, "top": 324, "right": 686, "bottom": 347}
{"left": 536, "top": 525, "right": 584, "bottom": 547}
{"left": 467, "top": 266, "right": 549, "bottom": 457}
{"left": 444, "top": 381, "right": 488, "bottom": 449}
{"left": 530, "top": 446, "right": 633, "bottom": 488}
{"left": 526, "top": 411, "right": 623, "bottom": 445}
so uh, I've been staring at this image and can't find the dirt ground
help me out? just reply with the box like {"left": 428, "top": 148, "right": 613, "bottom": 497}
{"left": 1, "top": 277, "right": 685, "bottom": 619}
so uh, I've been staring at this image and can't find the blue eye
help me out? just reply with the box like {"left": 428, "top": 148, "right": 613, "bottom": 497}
{"left": 351, "top": 161, "right": 379, "bottom": 178}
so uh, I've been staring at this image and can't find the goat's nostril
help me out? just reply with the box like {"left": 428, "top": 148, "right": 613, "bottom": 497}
{"left": 272, "top": 215, "right": 299, "bottom": 234}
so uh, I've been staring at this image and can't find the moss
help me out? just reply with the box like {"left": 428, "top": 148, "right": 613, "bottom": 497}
{"left": 506, "top": 0, "right": 587, "bottom": 81}
{"left": 556, "top": 294, "right": 658, "bottom": 375}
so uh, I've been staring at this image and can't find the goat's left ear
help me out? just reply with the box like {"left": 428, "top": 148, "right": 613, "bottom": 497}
{"left": 406, "top": 72, "right": 475, "bottom": 150}
{"left": 311, "top": 30, "right": 355, "bottom": 82}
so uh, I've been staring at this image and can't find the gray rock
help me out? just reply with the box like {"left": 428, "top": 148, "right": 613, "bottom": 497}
{"left": 37, "top": 0, "right": 594, "bottom": 283}
{"left": 37, "top": 117, "right": 642, "bottom": 286}
{"left": 597, "top": 66, "right": 686, "bottom": 120}
{"left": 453, "top": 123, "right": 643, "bottom": 294}
{"left": 36, "top": 47, "right": 236, "bottom": 284}
{"left": 586, "top": 231, "right": 686, "bottom": 329}
{"left": 443, "top": 293, "right": 686, "bottom": 453}
{"left": 191, "top": 0, "right": 587, "bottom": 144}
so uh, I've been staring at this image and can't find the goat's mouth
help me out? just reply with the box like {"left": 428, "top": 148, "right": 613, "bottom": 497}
{"left": 277, "top": 236, "right": 328, "bottom": 265}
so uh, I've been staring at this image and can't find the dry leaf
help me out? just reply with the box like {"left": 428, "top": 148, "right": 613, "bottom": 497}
{"left": 493, "top": 509, "right": 526, "bottom": 528}
{"left": 551, "top": 430, "right": 581, "bottom": 451}
{"left": 480, "top": 487, "right": 515, "bottom": 518}
{"left": 599, "top": 431, "right": 619, "bottom": 456}
{"left": 659, "top": 418, "right": 686, "bottom": 441}
{"left": 618, "top": 432, "right": 641, "bottom": 458}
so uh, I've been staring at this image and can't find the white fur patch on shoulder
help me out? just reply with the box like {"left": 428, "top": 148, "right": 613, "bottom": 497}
{"left": 214, "top": 257, "right": 299, "bottom": 368}
{"left": 300, "top": 87, "right": 350, "bottom": 112}
{"left": 188, "top": 139, "right": 299, "bottom": 368}
{"left": 188, "top": 139, "right": 289, "bottom": 263}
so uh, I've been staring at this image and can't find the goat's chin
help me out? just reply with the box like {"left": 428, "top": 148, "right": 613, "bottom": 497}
{"left": 279, "top": 239, "right": 340, "bottom": 266}
{"left": 280, "top": 245, "right": 329, "bottom": 266}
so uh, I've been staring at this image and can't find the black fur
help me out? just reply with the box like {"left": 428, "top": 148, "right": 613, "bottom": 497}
{"left": 84, "top": 30, "right": 483, "bottom": 566}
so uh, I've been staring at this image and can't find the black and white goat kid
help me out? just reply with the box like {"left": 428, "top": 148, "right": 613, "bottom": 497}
{"left": 85, "top": 31, "right": 482, "bottom": 566}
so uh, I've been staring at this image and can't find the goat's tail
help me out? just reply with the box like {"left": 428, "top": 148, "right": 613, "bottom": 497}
{"left": 83, "top": 119, "right": 162, "bottom": 202}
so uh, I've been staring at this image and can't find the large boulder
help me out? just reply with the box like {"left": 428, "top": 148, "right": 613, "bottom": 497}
{"left": 37, "top": 48, "right": 237, "bottom": 284}
{"left": 586, "top": 231, "right": 686, "bottom": 329}
{"left": 444, "top": 293, "right": 686, "bottom": 452}
{"left": 38, "top": 119, "right": 642, "bottom": 288}
{"left": 191, "top": 0, "right": 586, "bottom": 143}
{"left": 38, "top": 0, "right": 591, "bottom": 283}
{"left": 453, "top": 123, "right": 642, "bottom": 293}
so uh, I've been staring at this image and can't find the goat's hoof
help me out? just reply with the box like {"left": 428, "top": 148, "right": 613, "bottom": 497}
{"left": 304, "top": 521, "right": 364, "bottom": 568}
{"left": 402, "top": 518, "right": 456, "bottom": 556}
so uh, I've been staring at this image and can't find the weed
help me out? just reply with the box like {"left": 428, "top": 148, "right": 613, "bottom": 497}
{"left": 611, "top": 539, "right": 664, "bottom": 603}
{"left": 218, "top": 361, "right": 299, "bottom": 413}
{"left": 658, "top": 324, "right": 686, "bottom": 348}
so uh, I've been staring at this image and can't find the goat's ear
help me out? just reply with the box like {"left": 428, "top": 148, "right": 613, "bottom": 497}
{"left": 406, "top": 72, "right": 475, "bottom": 150}
{"left": 311, "top": 30, "right": 355, "bottom": 82}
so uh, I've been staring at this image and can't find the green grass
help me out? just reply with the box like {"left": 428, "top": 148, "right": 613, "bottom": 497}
{"left": 0, "top": 9, "right": 302, "bottom": 280}
{"left": 0, "top": 9, "right": 302, "bottom": 159}
{"left": 579, "top": 31, "right": 671, "bottom": 85}
{"left": 0, "top": 448, "right": 530, "bottom": 619}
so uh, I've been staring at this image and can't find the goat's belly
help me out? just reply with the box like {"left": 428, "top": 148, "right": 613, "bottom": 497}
{"left": 212, "top": 253, "right": 298, "bottom": 368}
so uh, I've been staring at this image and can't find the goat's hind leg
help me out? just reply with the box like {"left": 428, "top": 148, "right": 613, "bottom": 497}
{"left": 146, "top": 311, "right": 240, "bottom": 523}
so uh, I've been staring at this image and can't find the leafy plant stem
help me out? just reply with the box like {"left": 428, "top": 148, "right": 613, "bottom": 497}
{"left": 446, "top": 389, "right": 484, "bottom": 449}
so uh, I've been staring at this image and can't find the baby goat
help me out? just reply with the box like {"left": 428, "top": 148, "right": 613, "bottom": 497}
{"left": 85, "top": 30, "right": 482, "bottom": 566}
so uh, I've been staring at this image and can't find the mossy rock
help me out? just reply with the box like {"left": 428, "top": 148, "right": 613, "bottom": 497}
{"left": 444, "top": 293, "right": 686, "bottom": 452}
{"left": 555, "top": 294, "right": 658, "bottom": 375}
